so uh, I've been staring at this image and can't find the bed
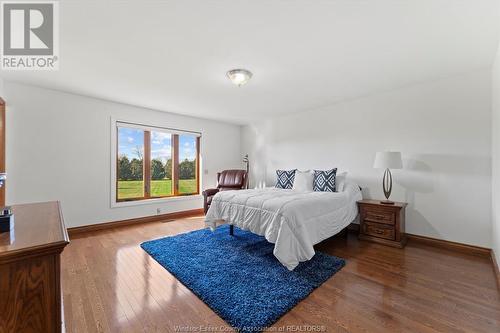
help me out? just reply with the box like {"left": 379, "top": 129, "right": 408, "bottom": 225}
{"left": 204, "top": 181, "right": 362, "bottom": 270}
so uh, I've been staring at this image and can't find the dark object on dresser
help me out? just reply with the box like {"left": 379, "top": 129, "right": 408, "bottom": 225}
{"left": 202, "top": 169, "right": 248, "bottom": 214}
{"left": 0, "top": 201, "right": 69, "bottom": 332}
{"left": 0, "top": 206, "right": 13, "bottom": 232}
{"left": 357, "top": 199, "right": 407, "bottom": 248}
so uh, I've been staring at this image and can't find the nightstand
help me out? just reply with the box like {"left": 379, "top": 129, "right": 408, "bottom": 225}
{"left": 357, "top": 199, "right": 407, "bottom": 248}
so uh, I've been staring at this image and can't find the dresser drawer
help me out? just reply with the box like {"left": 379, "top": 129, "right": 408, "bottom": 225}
{"left": 363, "top": 209, "right": 395, "bottom": 225}
{"left": 362, "top": 222, "right": 395, "bottom": 240}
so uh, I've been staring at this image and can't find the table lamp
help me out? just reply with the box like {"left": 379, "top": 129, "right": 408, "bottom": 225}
{"left": 373, "top": 152, "right": 402, "bottom": 204}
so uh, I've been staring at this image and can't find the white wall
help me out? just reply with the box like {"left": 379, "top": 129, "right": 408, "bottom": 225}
{"left": 492, "top": 39, "right": 500, "bottom": 257}
{"left": 242, "top": 69, "right": 492, "bottom": 247}
{"left": 4, "top": 82, "right": 242, "bottom": 227}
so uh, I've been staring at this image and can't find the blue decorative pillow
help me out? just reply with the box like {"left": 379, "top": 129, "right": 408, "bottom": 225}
{"left": 313, "top": 169, "right": 338, "bottom": 192}
{"left": 275, "top": 169, "right": 297, "bottom": 189}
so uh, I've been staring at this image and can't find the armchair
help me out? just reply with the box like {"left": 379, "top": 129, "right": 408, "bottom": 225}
{"left": 203, "top": 169, "right": 248, "bottom": 214}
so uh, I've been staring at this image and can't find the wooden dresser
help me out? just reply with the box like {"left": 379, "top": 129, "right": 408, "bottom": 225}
{"left": 0, "top": 202, "right": 69, "bottom": 332}
{"left": 357, "top": 199, "right": 407, "bottom": 248}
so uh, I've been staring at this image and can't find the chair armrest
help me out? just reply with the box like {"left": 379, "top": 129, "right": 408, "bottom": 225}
{"left": 202, "top": 188, "right": 219, "bottom": 197}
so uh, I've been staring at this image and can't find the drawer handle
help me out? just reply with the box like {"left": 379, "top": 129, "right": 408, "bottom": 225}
{"left": 375, "top": 230, "right": 384, "bottom": 234}
{"left": 372, "top": 214, "right": 386, "bottom": 220}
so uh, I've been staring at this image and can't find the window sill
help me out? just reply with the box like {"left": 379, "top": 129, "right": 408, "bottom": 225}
{"left": 111, "top": 194, "right": 202, "bottom": 208}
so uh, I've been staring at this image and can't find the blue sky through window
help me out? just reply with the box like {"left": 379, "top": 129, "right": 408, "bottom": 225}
{"left": 119, "top": 127, "right": 196, "bottom": 161}
{"left": 151, "top": 131, "right": 172, "bottom": 163}
{"left": 118, "top": 127, "right": 144, "bottom": 160}
{"left": 179, "top": 135, "right": 196, "bottom": 161}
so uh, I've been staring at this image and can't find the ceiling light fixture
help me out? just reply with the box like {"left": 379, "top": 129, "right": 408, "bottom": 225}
{"left": 226, "top": 69, "right": 253, "bottom": 86}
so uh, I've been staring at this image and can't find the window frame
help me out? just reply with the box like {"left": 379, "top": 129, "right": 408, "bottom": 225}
{"left": 111, "top": 119, "right": 201, "bottom": 207}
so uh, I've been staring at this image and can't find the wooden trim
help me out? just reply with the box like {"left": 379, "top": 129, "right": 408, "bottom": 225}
{"left": 405, "top": 233, "right": 490, "bottom": 257}
{"left": 172, "top": 134, "right": 179, "bottom": 196}
{"left": 196, "top": 136, "right": 200, "bottom": 194}
{"left": 0, "top": 98, "right": 5, "bottom": 206}
{"left": 143, "top": 130, "right": 151, "bottom": 198}
{"left": 55, "top": 254, "right": 63, "bottom": 332}
{"left": 67, "top": 208, "right": 204, "bottom": 237}
{"left": 349, "top": 223, "right": 491, "bottom": 258}
{"left": 115, "top": 125, "right": 119, "bottom": 202}
{"left": 492, "top": 250, "right": 500, "bottom": 288}
{"left": 0, "top": 241, "right": 68, "bottom": 265}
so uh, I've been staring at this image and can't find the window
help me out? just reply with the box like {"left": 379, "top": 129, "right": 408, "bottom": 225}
{"left": 115, "top": 122, "right": 200, "bottom": 202}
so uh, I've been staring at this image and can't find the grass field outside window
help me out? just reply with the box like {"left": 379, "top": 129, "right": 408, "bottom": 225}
{"left": 118, "top": 179, "right": 197, "bottom": 199}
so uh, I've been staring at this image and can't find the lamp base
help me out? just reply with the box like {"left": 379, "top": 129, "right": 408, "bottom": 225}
{"left": 380, "top": 200, "right": 395, "bottom": 205}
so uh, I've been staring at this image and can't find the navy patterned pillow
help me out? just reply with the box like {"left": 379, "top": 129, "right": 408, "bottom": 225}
{"left": 275, "top": 169, "right": 297, "bottom": 189}
{"left": 313, "top": 169, "right": 338, "bottom": 192}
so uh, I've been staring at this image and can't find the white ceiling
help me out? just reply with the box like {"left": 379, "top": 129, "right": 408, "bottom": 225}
{"left": 1, "top": 0, "right": 499, "bottom": 124}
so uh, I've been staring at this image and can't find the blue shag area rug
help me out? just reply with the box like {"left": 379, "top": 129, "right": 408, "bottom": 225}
{"left": 141, "top": 225, "right": 345, "bottom": 332}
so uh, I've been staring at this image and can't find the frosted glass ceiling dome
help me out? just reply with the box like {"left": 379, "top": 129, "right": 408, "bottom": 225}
{"left": 226, "top": 69, "right": 253, "bottom": 86}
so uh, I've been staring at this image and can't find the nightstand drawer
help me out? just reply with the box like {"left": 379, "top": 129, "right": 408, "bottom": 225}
{"left": 364, "top": 209, "right": 395, "bottom": 225}
{"left": 362, "top": 222, "right": 395, "bottom": 240}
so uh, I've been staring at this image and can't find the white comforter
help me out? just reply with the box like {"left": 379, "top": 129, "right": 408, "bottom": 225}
{"left": 205, "top": 182, "right": 362, "bottom": 270}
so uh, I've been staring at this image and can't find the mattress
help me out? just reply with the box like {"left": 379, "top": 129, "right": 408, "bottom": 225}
{"left": 205, "top": 181, "right": 362, "bottom": 270}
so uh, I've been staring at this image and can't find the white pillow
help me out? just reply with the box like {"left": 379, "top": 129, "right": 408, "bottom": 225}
{"left": 336, "top": 172, "right": 348, "bottom": 192}
{"left": 292, "top": 170, "right": 314, "bottom": 192}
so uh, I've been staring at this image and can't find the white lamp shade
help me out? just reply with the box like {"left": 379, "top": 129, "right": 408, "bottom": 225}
{"left": 373, "top": 151, "right": 403, "bottom": 169}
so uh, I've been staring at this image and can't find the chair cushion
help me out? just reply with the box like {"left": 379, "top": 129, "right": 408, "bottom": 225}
{"left": 218, "top": 170, "right": 246, "bottom": 188}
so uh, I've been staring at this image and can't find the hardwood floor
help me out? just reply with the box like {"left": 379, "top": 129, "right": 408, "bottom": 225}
{"left": 62, "top": 217, "right": 500, "bottom": 333}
